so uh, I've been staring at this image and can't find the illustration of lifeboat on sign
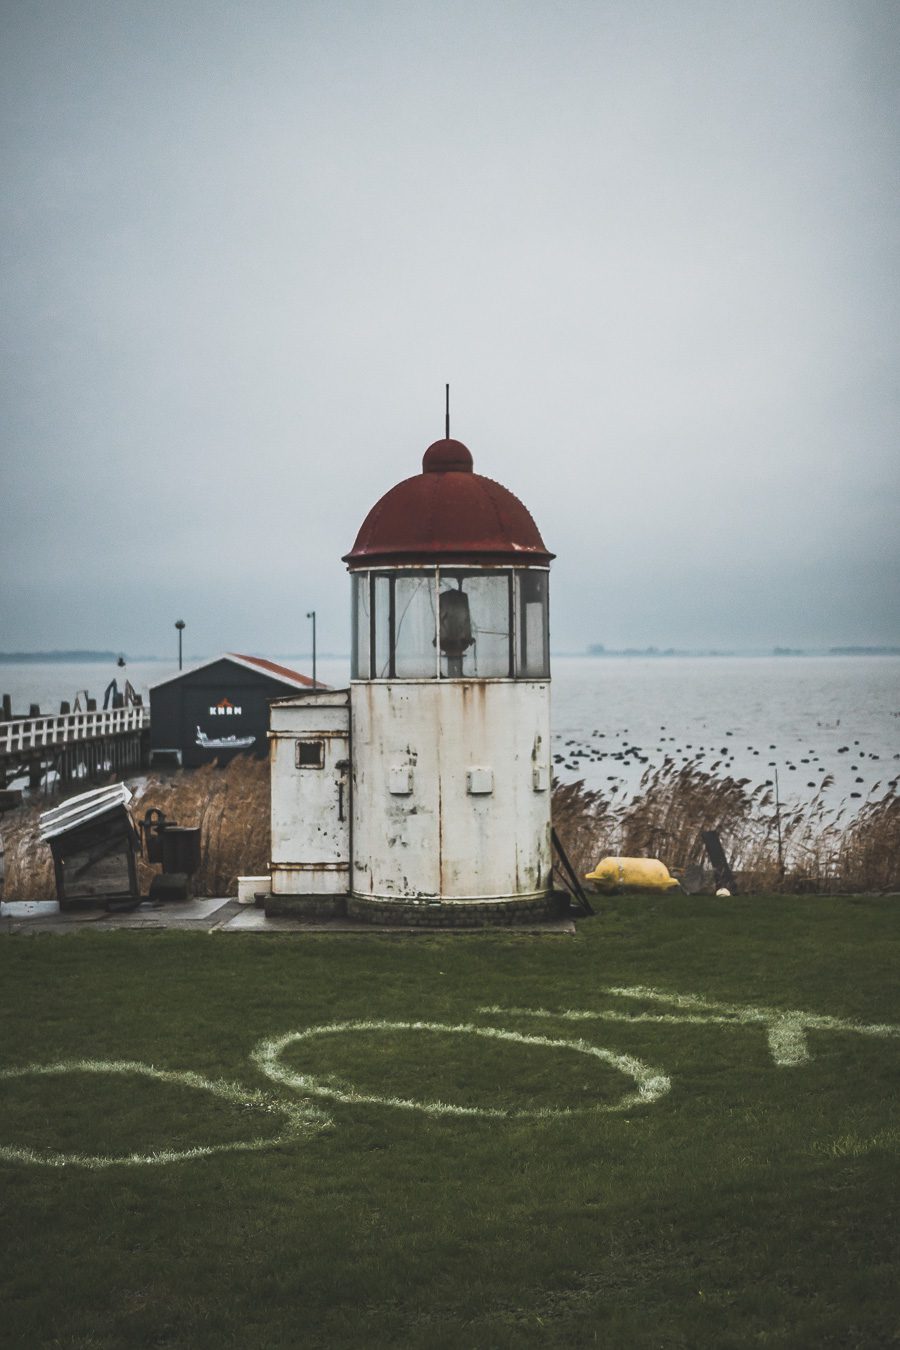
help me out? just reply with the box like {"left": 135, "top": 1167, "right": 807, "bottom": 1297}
{"left": 195, "top": 726, "right": 256, "bottom": 751}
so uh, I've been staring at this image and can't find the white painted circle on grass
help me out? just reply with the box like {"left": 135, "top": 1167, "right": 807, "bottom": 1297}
{"left": 253, "top": 1020, "right": 671, "bottom": 1119}
{"left": 0, "top": 1060, "right": 329, "bottom": 1169}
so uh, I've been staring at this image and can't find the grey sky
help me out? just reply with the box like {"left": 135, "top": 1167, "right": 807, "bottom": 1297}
{"left": 2, "top": 0, "right": 897, "bottom": 658}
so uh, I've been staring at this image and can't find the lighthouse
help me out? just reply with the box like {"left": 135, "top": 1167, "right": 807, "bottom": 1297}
{"left": 268, "top": 429, "right": 556, "bottom": 925}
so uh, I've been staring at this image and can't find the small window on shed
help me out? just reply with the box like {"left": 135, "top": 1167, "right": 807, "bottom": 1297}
{"left": 295, "top": 739, "right": 325, "bottom": 769}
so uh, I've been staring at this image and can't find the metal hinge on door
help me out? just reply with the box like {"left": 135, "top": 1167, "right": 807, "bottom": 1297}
{"left": 336, "top": 760, "right": 350, "bottom": 822}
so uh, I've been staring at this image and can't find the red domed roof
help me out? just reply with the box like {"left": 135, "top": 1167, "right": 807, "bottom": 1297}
{"left": 343, "top": 439, "right": 554, "bottom": 567}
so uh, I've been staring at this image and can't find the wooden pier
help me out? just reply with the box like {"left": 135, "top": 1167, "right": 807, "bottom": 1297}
{"left": 0, "top": 707, "right": 150, "bottom": 792}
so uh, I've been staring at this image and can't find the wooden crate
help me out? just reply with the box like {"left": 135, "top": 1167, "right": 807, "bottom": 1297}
{"left": 47, "top": 808, "right": 139, "bottom": 907}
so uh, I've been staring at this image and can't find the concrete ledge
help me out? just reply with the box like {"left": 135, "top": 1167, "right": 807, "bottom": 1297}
{"left": 0, "top": 895, "right": 578, "bottom": 935}
{"left": 0, "top": 897, "right": 241, "bottom": 934}
{"left": 219, "top": 908, "right": 576, "bottom": 934}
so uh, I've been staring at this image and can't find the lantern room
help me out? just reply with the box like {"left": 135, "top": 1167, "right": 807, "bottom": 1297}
{"left": 346, "top": 437, "right": 552, "bottom": 686}
{"left": 268, "top": 430, "right": 557, "bottom": 925}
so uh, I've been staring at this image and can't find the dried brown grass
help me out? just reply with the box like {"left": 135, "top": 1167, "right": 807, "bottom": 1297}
{"left": 1, "top": 807, "right": 55, "bottom": 902}
{"left": 552, "top": 757, "right": 899, "bottom": 894}
{"left": 129, "top": 756, "right": 271, "bottom": 897}
{"left": 1, "top": 755, "right": 270, "bottom": 902}
{"left": 2, "top": 755, "right": 897, "bottom": 902}
{"left": 834, "top": 789, "right": 900, "bottom": 893}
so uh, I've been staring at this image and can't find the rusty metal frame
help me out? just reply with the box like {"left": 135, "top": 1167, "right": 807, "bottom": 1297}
{"left": 351, "top": 565, "right": 550, "bottom": 683}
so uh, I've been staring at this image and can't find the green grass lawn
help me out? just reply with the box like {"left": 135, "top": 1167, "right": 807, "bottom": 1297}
{"left": 1, "top": 895, "right": 898, "bottom": 1349}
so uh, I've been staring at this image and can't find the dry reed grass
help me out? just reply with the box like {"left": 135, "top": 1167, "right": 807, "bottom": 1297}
{"left": 129, "top": 755, "right": 271, "bottom": 897}
{"left": 2, "top": 755, "right": 897, "bottom": 902}
{"left": 552, "top": 757, "right": 899, "bottom": 894}
{"left": 1, "top": 755, "right": 270, "bottom": 903}
{"left": 834, "top": 789, "right": 900, "bottom": 893}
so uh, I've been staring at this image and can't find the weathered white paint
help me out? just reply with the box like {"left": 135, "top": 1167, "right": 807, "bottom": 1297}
{"left": 479, "top": 986, "right": 900, "bottom": 1067}
{"left": 269, "top": 690, "right": 350, "bottom": 896}
{"left": 252, "top": 1020, "right": 671, "bottom": 1117}
{"left": 0, "top": 1059, "right": 329, "bottom": 1168}
{"left": 350, "top": 680, "right": 551, "bottom": 901}
{"left": 39, "top": 781, "right": 133, "bottom": 840}
{"left": 0, "top": 706, "right": 147, "bottom": 759}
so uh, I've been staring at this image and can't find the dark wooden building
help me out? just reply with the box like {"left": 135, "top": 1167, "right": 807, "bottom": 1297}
{"left": 149, "top": 653, "right": 318, "bottom": 767}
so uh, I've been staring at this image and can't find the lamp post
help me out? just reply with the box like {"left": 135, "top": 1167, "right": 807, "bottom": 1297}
{"left": 306, "top": 610, "right": 316, "bottom": 689}
{"left": 175, "top": 619, "right": 185, "bottom": 671}
{"left": 768, "top": 762, "right": 784, "bottom": 879}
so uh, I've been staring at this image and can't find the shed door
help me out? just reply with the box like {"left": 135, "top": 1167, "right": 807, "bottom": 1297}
{"left": 270, "top": 707, "right": 350, "bottom": 895}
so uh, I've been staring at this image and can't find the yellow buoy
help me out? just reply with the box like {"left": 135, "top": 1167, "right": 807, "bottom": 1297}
{"left": 584, "top": 856, "right": 680, "bottom": 894}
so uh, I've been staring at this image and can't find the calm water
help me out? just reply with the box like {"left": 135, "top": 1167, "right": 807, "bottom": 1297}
{"left": 549, "top": 655, "right": 900, "bottom": 814}
{"left": 2, "top": 655, "right": 898, "bottom": 812}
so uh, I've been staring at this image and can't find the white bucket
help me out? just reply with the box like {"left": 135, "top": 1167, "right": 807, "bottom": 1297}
{"left": 237, "top": 876, "right": 271, "bottom": 905}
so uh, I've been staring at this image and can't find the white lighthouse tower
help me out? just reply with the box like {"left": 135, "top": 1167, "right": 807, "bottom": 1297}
{"left": 268, "top": 429, "right": 556, "bottom": 925}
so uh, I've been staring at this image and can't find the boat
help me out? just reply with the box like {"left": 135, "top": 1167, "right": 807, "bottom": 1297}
{"left": 195, "top": 726, "right": 256, "bottom": 750}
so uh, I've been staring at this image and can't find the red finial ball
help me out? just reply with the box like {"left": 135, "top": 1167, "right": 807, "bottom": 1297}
{"left": 422, "top": 439, "right": 474, "bottom": 474}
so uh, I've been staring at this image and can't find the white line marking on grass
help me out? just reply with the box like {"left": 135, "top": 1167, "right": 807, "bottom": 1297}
{"left": 479, "top": 987, "right": 900, "bottom": 1067}
{"left": 252, "top": 1020, "right": 671, "bottom": 1118}
{"left": 0, "top": 1060, "right": 330, "bottom": 1169}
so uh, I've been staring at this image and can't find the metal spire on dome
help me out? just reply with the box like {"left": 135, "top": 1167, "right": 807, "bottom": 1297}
{"left": 445, "top": 383, "right": 450, "bottom": 439}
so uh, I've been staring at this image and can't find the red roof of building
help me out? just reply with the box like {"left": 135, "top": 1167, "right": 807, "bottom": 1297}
{"left": 343, "top": 438, "right": 554, "bottom": 567}
{"left": 229, "top": 654, "right": 320, "bottom": 688}
{"left": 150, "top": 653, "right": 324, "bottom": 692}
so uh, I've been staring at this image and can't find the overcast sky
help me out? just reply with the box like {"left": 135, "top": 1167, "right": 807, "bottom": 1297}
{"left": 2, "top": 0, "right": 897, "bottom": 658}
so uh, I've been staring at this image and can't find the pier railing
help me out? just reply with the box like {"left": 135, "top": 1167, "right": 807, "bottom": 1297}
{"left": 0, "top": 706, "right": 149, "bottom": 757}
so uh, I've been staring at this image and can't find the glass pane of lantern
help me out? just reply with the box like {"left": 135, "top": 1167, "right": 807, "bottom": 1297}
{"left": 351, "top": 574, "right": 371, "bottom": 678}
{"left": 373, "top": 574, "right": 392, "bottom": 678}
{"left": 439, "top": 573, "right": 511, "bottom": 678}
{"left": 393, "top": 574, "right": 438, "bottom": 677}
{"left": 518, "top": 570, "right": 549, "bottom": 677}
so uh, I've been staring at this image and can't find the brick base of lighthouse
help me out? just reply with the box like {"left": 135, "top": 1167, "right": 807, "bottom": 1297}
{"left": 346, "top": 892, "right": 566, "bottom": 927}
{"left": 264, "top": 892, "right": 570, "bottom": 926}
{"left": 265, "top": 893, "right": 348, "bottom": 920}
